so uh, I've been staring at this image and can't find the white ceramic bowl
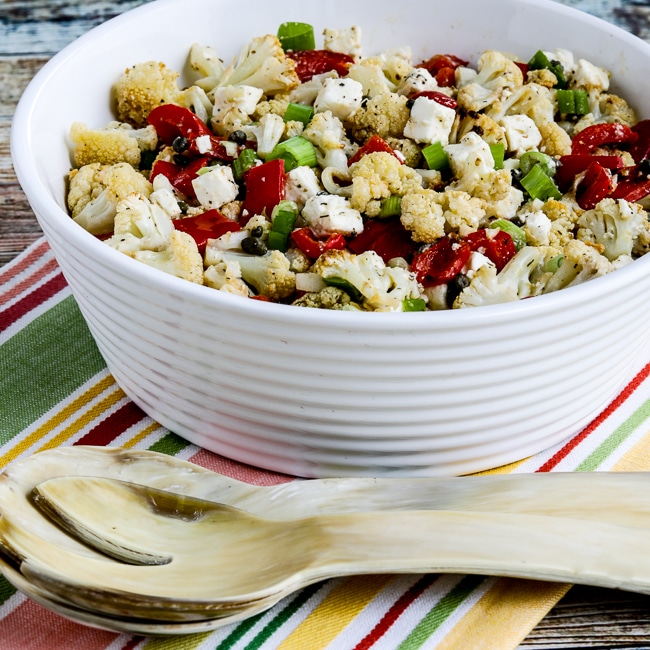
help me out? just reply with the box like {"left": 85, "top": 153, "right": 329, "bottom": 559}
{"left": 11, "top": 0, "right": 650, "bottom": 477}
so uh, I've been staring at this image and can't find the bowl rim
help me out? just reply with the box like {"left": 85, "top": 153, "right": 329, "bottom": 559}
{"left": 10, "top": 0, "right": 650, "bottom": 330}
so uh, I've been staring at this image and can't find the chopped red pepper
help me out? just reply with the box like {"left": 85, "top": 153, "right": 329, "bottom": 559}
{"left": 173, "top": 209, "right": 241, "bottom": 255}
{"left": 408, "top": 90, "right": 458, "bottom": 111}
{"left": 411, "top": 236, "right": 471, "bottom": 286}
{"left": 415, "top": 54, "right": 468, "bottom": 87}
{"left": 241, "top": 159, "right": 286, "bottom": 225}
{"left": 291, "top": 227, "right": 347, "bottom": 259}
{"left": 347, "top": 135, "right": 403, "bottom": 166}
{"left": 287, "top": 50, "right": 354, "bottom": 82}
{"left": 348, "top": 218, "right": 418, "bottom": 262}
{"left": 463, "top": 229, "right": 516, "bottom": 272}
{"left": 611, "top": 178, "right": 650, "bottom": 202}
{"left": 628, "top": 120, "right": 650, "bottom": 164}
{"left": 514, "top": 61, "right": 529, "bottom": 77}
{"left": 574, "top": 161, "right": 614, "bottom": 210}
{"left": 555, "top": 154, "right": 625, "bottom": 191}
{"left": 150, "top": 157, "right": 210, "bottom": 200}
{"left": 571, "top": 123, "right": 637, "bottom": 155}
{"left": 146, "top": 104, "right": 211, "bottom": 145}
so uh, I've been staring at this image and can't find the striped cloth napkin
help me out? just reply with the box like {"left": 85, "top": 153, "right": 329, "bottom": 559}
{"left": 2, "top": 238, "right": 650, "bottom": 650}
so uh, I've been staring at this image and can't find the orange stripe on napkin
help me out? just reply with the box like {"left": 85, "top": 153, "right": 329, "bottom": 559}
{"left": 434, "top": 578, "right": 570, "bottom": 650}
{"left": 612, "top": 425, "right": 650, "bottom": 470}
{"left": 276, "top": 575, "right": 393, "bottom": 650}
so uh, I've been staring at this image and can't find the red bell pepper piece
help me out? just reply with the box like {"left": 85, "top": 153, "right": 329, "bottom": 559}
{"left": 173, "top": 209, "right": 241, "bottom": 255}
{"left": 287, "top": 49, "right": 354, "bottom": 82}
{"left": 347, "top": 135, "right": 403, "bottom": 166}
{"left": 291, "top": 227, "right": 347, "bottom": 259}
{"left": 571, "top": 123, "right": 637, "bottom": 155}
{"left": 555, "top": 154, "right": 625, "bottom": 191}
{"left": 348, "top": 217, "right": 418, "bottom": 262}
{"left": 463, "top": 229, "right": 516, "bottom": 272}
{"left": 628, "top": 120, "right": 650, "bottom": 164}
{"left": 574, "top": 161, "right": 614, "bottom": 210}
{"left": 150, "top": 157, "right": 210, "bottom": 200}
{"left": 241, "top": 159, "right": 286, "bottom": 225}
{"left": 415, "top": 54, "right": 468, "bottom": 87}
{"left": 146, "top": 104, "right": 212, "bottom": 145}
{"left": 408, "top": 90, "right": 458, "bottom": 111}
{"left": 514, "top": 62, "right": 529, "bottom": 78}
{"left": 611, "top": 178, "right": 650, "bottom": 202}
{"left": 411, "top": 236, "right": 471, "bottom": 286}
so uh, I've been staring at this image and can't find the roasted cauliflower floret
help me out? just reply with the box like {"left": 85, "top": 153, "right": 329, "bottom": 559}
{"left": 538, "top": 120, "right": 572, "bottom": 156}
{"left": 219, "top": 34, "right": 300, "bottom": 96}
{"left": 454, "top": 245, "right": 547, "bottom": 308}
{"left": 302, "top": 110, "right": 357, "bottom": 170}
{"left": 105, "top": 189, "right": 178, "bottom": 254}
{"left": 67, "top": 162, "right": 153, "bottom": 235}
{"left": 114, "top": 61, "right": 184, "bottom": 127}
{"left": 134, "top": 230, "right": 204, "bottom": 284}
{"left": 213, "top": 250, "right": 296, "bottom": 300}
{"left": 543, "top": 238, "right": 614, "bottom": 293}
{"left": 69, "top": 121, "right": 158, "bottom": 167}
{"left": 348, "top": 151, "right": 423, "bottom": 216}
{"left": 399, "top": 189, "right": 445, "bottom": 243}
{"left": 577, "top": 198, "right": 649, "bottom": 262}
{"left": 292, "top": 285, "right": 358, "bottom": 310}
{"left": 203, "top": 251, "right": 251, "bottom": 296}
{"left": 345, "top": 92, "right": 410, "bottom": 143}
{"left": 311, "top": 248, "right": 422, "bottom": 312}
{"left": 455, "top": 111, "right": 506, "bottom": 146}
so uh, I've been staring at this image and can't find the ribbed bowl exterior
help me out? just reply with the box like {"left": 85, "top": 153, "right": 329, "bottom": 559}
{"left": 12, "top": 0, "right": 650, "bottom": 476}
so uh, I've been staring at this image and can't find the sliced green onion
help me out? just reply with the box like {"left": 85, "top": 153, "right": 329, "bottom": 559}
{"left": 377, "top": 195, "right": 402, "bottom": 218}
{"left": 489, "top": 143, "right": 505, "bottom": 170}
{"left": 556, "top": 89, "right": 590, "bottom": 116}
{"left": 556, "top": 89, "right": 576, "bottom": 115}
{"left": 267, "top": 230, "right": 290, "bottom": 252}
{"left": 520, "top": 164, "right": 562, "bottom": 201}
{"left": 528, "top": 49, "right": 567, "bottom": 89}
{"left": 267, "top": 136, "right": 318, "bottom": 172}
{"left": 284, "top": 102, "right": 314, "bottom": 126}
{"left": 519, "top": 151, "right": 555, "bottom": 177}
{"left": 422, "top": 141, "right": 449, "bottom": 171}
{"left": 232, "top": 148, "right": 259, "bottom": 181}
{"left": 402, "top": 298, "right": 427, "bottom": 312}
{"left": 573, "top": 90, "right": 590, "bottom": 115}
{"left": 323, "top": 277, "right": 363, "bottom": 302}
{"left": 271, "top": 200, "right": 299, "bottom": 222}
{"left": 272, "top": 211, "right": 297, "bottom": 235}
{"left": 277, "top": 22, "right": 315, "bottom": 52}
{"left": 545, "top": 254, "right": 564, "bottom": 272}
{"left": 489, "top": 218, "right": 527, "bottom": 251}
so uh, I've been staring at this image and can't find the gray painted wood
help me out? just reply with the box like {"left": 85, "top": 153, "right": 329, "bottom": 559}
{"left": 3, "top": 1, "right": 650, "bottom": 645}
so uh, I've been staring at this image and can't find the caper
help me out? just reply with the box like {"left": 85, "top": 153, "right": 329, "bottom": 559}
{"left": 250, "top": 226, "right": 264, "bottom": 238}
{"left": 172, "top": 136, "right": 189, "bottom": 153}
{"left": 228, "top": 130, "right": 248, "bottom": 145}
{"left": 241, "top": 236, "right": 267, "bottom": 255}
{"left": 446, "top": 274, "right": 471, "bottom": 307}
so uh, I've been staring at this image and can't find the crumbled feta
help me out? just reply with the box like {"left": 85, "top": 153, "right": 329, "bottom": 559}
{"left": 192, "top": 166, "right": 239, "bottom": 209}
{"left": 500, "top": 115, "right": 542, "bottom": 156}
{"left": 404, "top": 96, "right": 456, "bottom": 145}
{"left": 323, "top": 26, "right": 362, "bottom": 59}
{"left": 302, "top": 194, "right": 364, "bottom": 236}
{"left": 285, "top": 166, "right": 322, "bottom": 209}
{"left": 314, "top": 78, "right": 364, "bottom": 121}
{"left": 212, "top": 85, "right": 263, "bottom": 118}
{"left": 397, "top": 68, "right": 440, "bottom": 96}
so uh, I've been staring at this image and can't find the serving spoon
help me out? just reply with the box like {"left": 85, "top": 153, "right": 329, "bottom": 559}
{"left": 12, "top": 474, "right": 650, "bottom": 625}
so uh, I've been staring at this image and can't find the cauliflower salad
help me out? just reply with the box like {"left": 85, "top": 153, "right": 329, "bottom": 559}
{"left": 66, "top": 22, "right": 650, "bottom": 311}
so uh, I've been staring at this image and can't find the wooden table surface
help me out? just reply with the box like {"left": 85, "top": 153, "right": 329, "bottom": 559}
{"left": 4, "top": 0, "right": 650, "bottom": 646}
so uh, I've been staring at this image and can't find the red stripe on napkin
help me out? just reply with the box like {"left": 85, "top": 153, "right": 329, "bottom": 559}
{"left": 0, "top": 272, "right": 67, "bottom": 333}
{"left": 75, "top": 402, "right": 147, "bottom": 446}
{"left": 537, "top": 361, "right": 650, "bottom": 472}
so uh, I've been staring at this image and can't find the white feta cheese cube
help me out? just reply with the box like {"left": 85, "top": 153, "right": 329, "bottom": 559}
{"left": 323, "top": 26, "right": 362, "bottom": 59}
{"left": 285, "top": 166, "right": 323, "bottom": 209}
{"left": 212, "top": 85, "right": 263, "bottom": 118}
{"left": 404, "top": 96, "right": 456, "bottom": 145}
{"left": 192, "top": 165, "right": 239, "bottom": 209}
{"left": 314, "top": 78, "right": 364, "bottom": 121}
{"left": 500, "top": 115, "right": 542, "bottom": 156}
{"left": 397, "top": 68, "right": 440, "bottom": 96}
{"left": 302, "top": 194, "right": 364, "bottom": 237}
